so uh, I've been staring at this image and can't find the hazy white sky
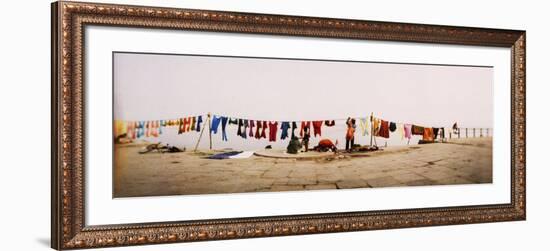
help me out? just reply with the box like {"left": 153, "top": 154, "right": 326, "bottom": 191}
{"left": 114, "top": 52, "right": 493, "bottom": 128}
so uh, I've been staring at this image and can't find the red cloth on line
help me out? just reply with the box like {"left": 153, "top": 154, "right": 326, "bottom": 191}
{"left": 255, "top": 120, "right": 262, "bottom": 139}
{"left": 300, "top": 121, "right": 311, "bottom": 137}
{"left": 261, "top": 121, "right": 268, "bottom": 139}
{"left": 268, "top": 121, "right": 278, "bottom": 142}
{"left": 377, "top": 120, "right": 390, "bottom": 138}
{"left": 312, "top": 121, "right": 323, "bottom": 137}
{"left": 412, "top": 125, "right": 424, "bottom": 135}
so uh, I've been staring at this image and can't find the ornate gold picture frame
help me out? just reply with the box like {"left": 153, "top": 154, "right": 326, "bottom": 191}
{"left": 51, "top": 1, "right": 526, "bottom": 249}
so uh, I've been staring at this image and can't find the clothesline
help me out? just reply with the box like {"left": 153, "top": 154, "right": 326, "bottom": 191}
{"left": 120, "top": 113, "right": 457, "bottom": 130}
{"left": 115, "top": 112, "right": 464, "bottom": 146}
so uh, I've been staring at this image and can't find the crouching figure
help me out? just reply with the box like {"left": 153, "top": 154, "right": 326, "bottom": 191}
{"left": 313, "top": 139, "right": 338, "bottom": 153}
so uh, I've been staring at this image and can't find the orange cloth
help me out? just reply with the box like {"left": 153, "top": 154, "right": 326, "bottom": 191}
{"left": 423, "top": 127, "right": 434, "bottom": 141}
{"left": 318, "top": 139, "right": 336, "bottom": 148}
{"left": 346, "top": 120, "right": 355, "bottom": 140}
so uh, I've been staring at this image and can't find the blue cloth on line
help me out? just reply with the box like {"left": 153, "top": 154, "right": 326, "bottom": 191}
{"left": 195, "top": 116, "right": 203, "bottom": 132}
{"left": 280, "top": 121, "right": 290, "bottom": 140}
{"left": 159, "top": 120, "right": 163, "bottom": 135}
{"left": 210, "top": 115, "right": 221, "bottom": 134}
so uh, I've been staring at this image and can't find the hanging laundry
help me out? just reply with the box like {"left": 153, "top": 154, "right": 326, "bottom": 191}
{"left": 423, "top": 127, "right": 434, "bottom": 141}
{"left": 398, "top": 124, "right": 404, "bottom": 140}
{"left": 157, "top": 120, "right": 161, "bottom": 136}
{"left": 359, "top": 118, "right": 369, "bottom": 136}
{"left": 324, "top": 120, "right": 335, "bottom": 127}
{"left": 412, "top": 125, "right": 424, "bottom": 135}
{"left": 135, "top": 121, "right": 140, "bottom": 138}
{"left": 372, "top": 118, "right": 381, "bottom": 136}
{"left": 280, "top": 122, "right": 290, "bottom": 140}
{"left": 159, "top": 120, "right": 164, "bottom": 135}
{"left": 148, "top": 121, "right": 154, "bottom": 137}
{"left": 312, "top": 121, "right": 323, "bottom": 137}
{"left": 114, "top": 120, "right": 127, "bottom": 137}
{"left": 151, "top": 121, "right": 159, "bottom": 137}
{"left": 268, "top": 121, "right": 278, "bottom": 142}
{"left": 242, "top": 120, "right": 249, "bottom": 139}
{"left": 195, "top": 116, "right": 203, "bottom": 132}
{"left": 138, "top": 121, "right": 145, "bottom": 138}
{"left": 154, "top": 120, "right": 160, "bottom": 137}
{"left": 152, "top": 121, "right": 158, "bottom": 137}
{"left": 237, "top": 119, "right": 244, "bottom": 137}
{"left": 433, "top": 127, "right": 440, "bottom": 140}
{"left": 249, "top": 120, "right": 255, "bottom": 138}
{"left": 254, "top": 120, "right": 262, "bottom": 139}
{"left": 221, "top": 116, "right": 228, "bottom": 141}
{"left": 177, "top": 119, "right": 183, "bottom": 134}
{"left": 126, "top": 121, "right": 135, "bottom": 139}
{"left": 210, "top": 115, "right": 221, "bottom": 134}
{"left": 300, "top": 121, "right": 311, "bottom": 137}
{"left": 377, "top": 120, "right": 390, "bottom": 138}
{"left": 190, "top": 117, "right": 196, "bottom": 131}
{"left": 144, "top": 121, "right": 150, "bottom": 137}
{"left": 261, "top": 121, "right": 268, "bottom": 139}
{"left": 183, "top": 117, "right": 192, "bottom": 133}
{"left": 389, "top": 122, "right": 397, "bottom": 132}
{"left": 291, "top": 122, "right": 298, "bottom": 138}
{"left": 404, "top": 124, "right": 412, "bottom": 139}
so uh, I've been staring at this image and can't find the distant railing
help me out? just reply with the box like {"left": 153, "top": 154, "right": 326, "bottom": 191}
{"left": 448, "top": 128, "right": 492, "bottom": 139}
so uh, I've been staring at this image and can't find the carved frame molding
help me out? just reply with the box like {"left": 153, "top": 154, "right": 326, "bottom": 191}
{"left": 51, "top": 1, "right": 526, "bottom": 249}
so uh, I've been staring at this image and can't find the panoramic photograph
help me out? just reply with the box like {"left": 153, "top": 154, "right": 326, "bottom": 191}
{"left": 112, "top": 52, "right": 493, "bottom": 198}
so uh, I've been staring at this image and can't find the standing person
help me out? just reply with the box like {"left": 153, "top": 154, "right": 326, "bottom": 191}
{"left": 452, "top": 122, "right": 459, "bottom": 134}
{"left": 302, "top": 126, "right": 311, "bottom": 152}
{"left": 345, "top": 117, "right": 356, "bottom": 152}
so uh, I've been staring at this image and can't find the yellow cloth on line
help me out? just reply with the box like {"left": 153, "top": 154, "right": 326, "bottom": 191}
{"left": 114, "top": 120, "right": 127, "bottom": 137}
{"left": 359, "top": 118, "right": 369, "bottom": 136}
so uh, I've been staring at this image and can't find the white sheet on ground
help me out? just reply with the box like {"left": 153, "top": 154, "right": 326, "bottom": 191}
{"left": 229, "top": 151, "right": 255, "bottom": 159}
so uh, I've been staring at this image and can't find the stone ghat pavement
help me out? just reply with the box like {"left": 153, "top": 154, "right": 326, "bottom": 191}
{"left": 114, "top": 137, "right": 492, "bottom": 197}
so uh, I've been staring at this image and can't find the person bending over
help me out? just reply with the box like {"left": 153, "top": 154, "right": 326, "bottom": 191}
{"left": 314, "top": 139, "right": 338, "bottom": 153}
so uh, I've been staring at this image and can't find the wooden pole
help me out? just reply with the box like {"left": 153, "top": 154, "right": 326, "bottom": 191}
{"left": 473, "top": 128, "right": 476, "bottom": 138}
{"left": 458, "top": 128, "right": 461, "bottom": 138}
{"left": 369, "top": 112, "right": 374, "bottom": 147}
{"left": 487, "top": 128, "right": 489, "bottom": 137}
{"left": 207, "top": 113, "right": 212, "bottom": 150}
{"left": 480, "top": 128, "right": 483, "bottom": 137}
{"left": 466, "top": 128, "right": 468, "bottom": 138}
{"left": 194, "top": 115, "right": 207, "bottom": 152}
